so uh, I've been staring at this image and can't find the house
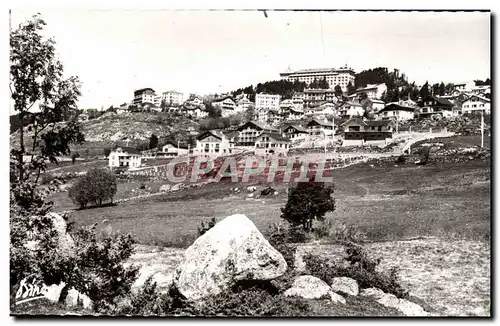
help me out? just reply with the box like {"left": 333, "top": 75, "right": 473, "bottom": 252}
{"left": 283, "top": 124, "right": 309, "bottom": 141}
{"left": 213, "top": 96, "right": 237, "bottom": 117}
{"left": 162, "top": 90, "right": 187, "bottom": 107}
{"left": 257, "top": 108, "right": 269, "bottom": 124}
{"left": 341, "top": 118, "right": 395, "bottom": 145}
{"left": 368, "top": 99, "right": 386, "bottom": 112}
{"left": 267, "top": 109, "right": 283, "bottom": 126}
{"left": 306, "top": 119, "right": 335, "bottom": 136}
{"left": 418, "top": 97, "right": 456, "bottom": 119}
{"left": 108, "top": 147, "right": 142, "bottom": 169}
{"left": 182, "top": 104, "right": 208, "bottom": 119}
{"left": 453, "top": 81, "right": 475, "bottom": 93}
{"left": 355, "top": 83, "right": 387, "bottom": 100}
{"left": 158, "top": 141, "right": 189, "bottom": 157}
{"left": 288, "top": 107, "right": 305, "bottom": 120}
{"left": 236, "top": 94, "right": 253, "bottom": 113}
{"left": 255, "top": 93, "right": 281, "bottom": 111}
{"left": 317, "top": 102, "right": 337, "bottom": 116}
{"left": 255, "top": 132, "right": 291, "bottom": 154}
{"left": 279, "top": 99, "right": 293, "bottom": 114}
{"left": 194, "top": 130, "right": 234, "bottom": 156}
{"left": 133, "top": 88, "right": 161, "bottom": 106}
{"left": 378, "top": 103, "right": 415, "bottom": 121}
{"left": 235, "top": 121, "right": 277, "bottom": 147}
{"left": 461, "top": 95, "right": 491, "bottom": 114}
{"left": 303, "top": 89, "right": 338, "bottom": 107}
{"left": 339, "top": 101, "right": 365, "bottom": 118}
{"left": 470, "top": 85, "right": 491, "bottom": 96}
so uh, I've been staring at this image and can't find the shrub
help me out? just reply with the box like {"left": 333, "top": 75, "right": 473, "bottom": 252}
{"left": 395, "top": 155, "right": 406, "bottom": 164}
{"left": 281, "top": 182, "right": 335, "bottom": 231}
{"left": 40, "top": 173, "right": 55, "bottom": 185}
{"left": 197, "top": 218, "right": 217, "bottom": 237}
{"left": 103, "top": 148, "right": 112, "bottom": 158}
{"left": 303, "top": 244, "right": 409, "bottom": 299}
{"left": 68, "top": 168, "right": 117, "bottom": 208}
{"left": 68, "top": 224, "right": 141, "bottom": 312}
{"left": 71, "top": 152, "right": 80, "bottom": 164}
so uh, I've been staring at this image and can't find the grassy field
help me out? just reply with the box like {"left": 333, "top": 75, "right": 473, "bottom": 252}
{"left": 64, "top": 154, "right": 490, "bottom": 247}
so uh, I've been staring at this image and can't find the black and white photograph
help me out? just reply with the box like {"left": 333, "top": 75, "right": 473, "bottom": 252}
{"left": 8, "top": 7, "right": 491, "bottom": 317}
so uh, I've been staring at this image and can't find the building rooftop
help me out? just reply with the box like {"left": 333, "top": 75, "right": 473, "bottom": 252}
{"left": 114, "top": 146, "right": 142, "bottom": 155}
{"left": 260, "top": 132, "right": 291, "bottom": 142}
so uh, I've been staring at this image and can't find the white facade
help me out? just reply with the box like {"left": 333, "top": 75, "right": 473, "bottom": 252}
{"left": 162, "top": 91, "right": 187, "bottom": 106}
{"left": 194, "top": 131, "right": 234, "bottom": 156}
{"left": 453, "top": 81, "right": 475, "bottom": 93}
{"left": 280, "top": 66, "right": 355, "bottom": 92}
{"left": 461, "top": 95, "right": 491, "bottom": 114}
{"left": 108, "top": 147, "right": 142, "bottom": 169}
{"left": 380, "top": 109, "right": 415, "bottom": 121}
{"left": 355, "top": 83, "right": 387, "bottom": 100}
{"left": 341, "top": 102, "right": 365, "bottom": 117}
{"left": 255, "top": 93, "right": 281, "bottom": 111}
{"left": 161, "top": 143, "right": 189, "bottom": 156}
{"left": 213, "top": 97, "right": 237, "bottom": 117}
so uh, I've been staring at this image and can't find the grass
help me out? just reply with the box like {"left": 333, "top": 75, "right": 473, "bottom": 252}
{"left": 63, "top": 153, "right": 489, "bottom": 247}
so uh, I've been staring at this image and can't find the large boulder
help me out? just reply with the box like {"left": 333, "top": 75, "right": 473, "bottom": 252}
{"left": 173, "top": 214, "right": 287, "bottom": 301}
{"left": 284, "top": 275, "right": 346, "bottom": 304}
{"left": 330, "top": 277, "right": 359, "bottom": 296}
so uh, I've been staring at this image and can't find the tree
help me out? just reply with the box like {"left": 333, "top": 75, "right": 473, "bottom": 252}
{"left": 280, "top": 182, "right": 336, "bottom": 231}
{"left": 419, "top": 81, "right": 430, "bottom": 100}
{"left": 10, "top": 15, "right": 139, "bottom": 310}
{"left": 244, "top": 104, "right": 256, "bottom": 122}
{"left": 103, "top": 147, "right": 112, "bottom": 158}
{"left": 334, "top": 85, "right": 343, "bottom": 98}
{"left": 69, "top": 168, "right": 117, "bottom": 208}
{"left": 347, "top": 82, "right": 357, "bottom": 96}
{"left": 149, "top": 133, "right": 158, "bottom": 150}
{"left": 10, "top": 14, "right": 84, "bottom": 209}
{"left": 71, "top": 151, "right": 80, "bottom": 164}
{"left": 318, "top": 77, "right": 329, "bottom": 89}
{"left": 438, "top": 82, "right": 446, "bottom": 96}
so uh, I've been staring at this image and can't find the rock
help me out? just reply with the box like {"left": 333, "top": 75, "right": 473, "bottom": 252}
{"left": 273, "top": 191, "right": 279, "bottom": 195}
{"left": 283, "top": 275, "right": 332, "bottom": 300}
{"left": 360, "top": 287, "right": 385, "bottom": 299}
{"left": 48, "top": 213, "right": 75, "bottom": 257}
{"left": 160, "top": 184, "right": 171, "bottom": 192}
{"left": 173, "top": 214, "right": 287, "bottom": 301}
{"left": 360, "top": 287, "right": 428, "bottom": 316}
{"left": 246, "top": 186, "right": 257, "bottom": 192}
{"left": 65, "top": 288, "right": 93, "bottom": 310}
{"left": 44, "top": 283, "right": 67, "bottom": 303}
{"left": 329, "top": 292, "right": 347, "bottom": 304}
{"left": 248, "top": 193, "right": 254, "bottom": 198}
{"left": 397, "top": 298, "right": 429, "bottom": 316}
{"left": 170, "top": 183, "right": 183, "bottom": 192}
{"left": 330, "top": 277, "right": 359, "bottom": 296}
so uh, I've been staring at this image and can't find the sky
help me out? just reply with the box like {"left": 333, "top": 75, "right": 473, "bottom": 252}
{"left": 9, "top": 9, "right": 491, "bottom": 111}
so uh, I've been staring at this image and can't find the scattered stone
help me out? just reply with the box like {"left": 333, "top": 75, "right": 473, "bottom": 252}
{"left": 173, "top": 214, "right": 287, "bottom": 301}
{"left": 360, "top": 287, "right": 428, "bottom": 316}
{"left": 273, "top": 191, "right": 279, "bottom": 196}
{"left": 170, "top": 183, "right": 183, "bottom": 192}
{"left": 329, "top": 292, "right": 347, "bottom": 304}
{"left": 65, "top": 288, "right": 93, "bottom": 310}
{"left": 248, "top": 193, "right": 254, "bottom": 198}
{"left": 360, "top": 287, "right": 385, "bottom": 299}
{"left": 284, "top": 275, "right": 336, "bottom": 301}
{"left": 330, "top": 277, "right": 359, "bottom": 296}
{"left": 246, "top": 186, "right": 257, "bottom": 192}
{"left": 159, "top": 184, "right": 171, "bottom": 192}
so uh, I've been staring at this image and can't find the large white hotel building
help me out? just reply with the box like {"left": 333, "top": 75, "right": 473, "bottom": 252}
{"left": 279, "top": 65, "right": 356, "bottom": 92}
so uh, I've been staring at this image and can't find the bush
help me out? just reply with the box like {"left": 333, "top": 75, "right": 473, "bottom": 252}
{"left": 71, "top": 152, "right": 80, "bottom": 164}
{"left": 281, "top": 182, "right": 335, "bottom": 231}
{"left": 69, "top": 168, "right": 117, "bottom": 208}
{"left": 69, "top": 224, "right": 140, "bottom": 313}
{"left": 197, "top": 218, "right": 217, "bottom": 237}
{"left": 40, "top": 173, "right": 55, "bottom": 185}
{"left": 303, "top": 244, "right": 409, "bottom": 299}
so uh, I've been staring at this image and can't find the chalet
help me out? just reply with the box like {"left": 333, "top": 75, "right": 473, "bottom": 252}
{"left": 235, "top": 121, "right": 278, "bottom": 147}
{"left": 470, "top": 85, "right": 491, "bottom": 96}
{"left": 267, "top": 109, "right": 282, "bottom": 126}
{"left": 236, "top": 94, "right": 253, "bottom": 113}
{"left": 453, "top": 81, "right": 475, "bottom": 93}
{"left": 213, "top": 96, "right": 237, "bottom": 117}
{"left": 355, "top": 83, "right": 387, "bottom": 100}
{"left": 418, "top": 97, "right": 456, "bottom": 119}
{"left": 283, "top": 124, "right": 309, "bottom": 141}
{"left": 306, "top": 119, "right": 335, "bottom": 136}
{"left": 303, "top": 89, "right": 338, "bottom": 107}
{"left": 341, "top": 118, "right": 395, "bottom": 145}
{"left": 108, "top": 147, "right": 142, "bottom": 169}
{"left": 461, "top": 95, "right": 491, "bottom": 114}
{"left": 194, "top": 130, "right": 234, "bottom": 156}
{"left": 158, "top": 141, "right": 189, "bottom": 157}
{"left": 288, "top": 107, "right": 305, "bottom": 120}
{"left": 317, "top": 102, "right": 337, "bottom": 115}
{"left": 339, "top": 101, "right": 364, "bottom": 118}
{"left": 182, "top": 105, "right": 208, "bottom": 119}
{"left": 368, "top": 99, "right": 386, "bottom": 112}
{"left": 378, "top": 103, "right": 415, "bottom": 121}
{"left": 255, "top": 132, "right": 291, "bottom": 154}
